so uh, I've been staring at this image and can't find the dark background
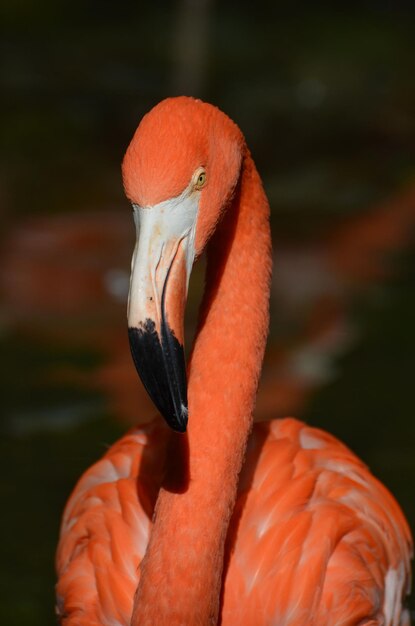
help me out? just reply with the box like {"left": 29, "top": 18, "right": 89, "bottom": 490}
{"left": 1, "top": 1, "right": 414, "bottom": 623}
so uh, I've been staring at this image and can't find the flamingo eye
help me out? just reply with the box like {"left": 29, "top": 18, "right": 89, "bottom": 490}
{"left": 194, "top": 170, "right": 206, "bottom": 190}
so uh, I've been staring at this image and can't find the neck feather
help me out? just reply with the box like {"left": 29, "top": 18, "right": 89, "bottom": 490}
{"left": 131, "top": 148, "right": 272, "bottom": 626}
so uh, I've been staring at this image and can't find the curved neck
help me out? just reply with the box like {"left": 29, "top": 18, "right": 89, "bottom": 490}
{"left": 131, "top": 149, "right": 272, "bottom": 626}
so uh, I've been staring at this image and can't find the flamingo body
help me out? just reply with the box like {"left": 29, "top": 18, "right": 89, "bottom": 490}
{"left": 57, "top": 418, "right": 411, "bottom": 625}
{"left": 56, "top": 97, "right": 412, "bottom": 625}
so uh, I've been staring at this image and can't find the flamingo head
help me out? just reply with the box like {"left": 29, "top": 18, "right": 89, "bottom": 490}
{"left": 122, "top": 97, "right": 243, "bottom": 432}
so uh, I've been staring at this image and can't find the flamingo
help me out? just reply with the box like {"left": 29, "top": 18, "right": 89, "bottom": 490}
{"left": 56, "top": 96, "right": 412, "bottom": 626}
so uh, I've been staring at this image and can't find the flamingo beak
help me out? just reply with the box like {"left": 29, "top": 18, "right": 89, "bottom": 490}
{"left": 127, "top": 194, "right": 198, "bottom": 432}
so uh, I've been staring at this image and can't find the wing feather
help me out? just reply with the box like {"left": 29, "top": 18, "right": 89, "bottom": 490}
{"left": 221, "top": 418, "right": 412, "bottom": 626}
{"left": 56, "top": 420, "right": 167, "bottom": 625}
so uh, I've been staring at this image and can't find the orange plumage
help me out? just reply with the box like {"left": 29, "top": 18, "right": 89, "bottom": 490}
{"left": 56, "top": 97, "right": 412, "bottom": 625}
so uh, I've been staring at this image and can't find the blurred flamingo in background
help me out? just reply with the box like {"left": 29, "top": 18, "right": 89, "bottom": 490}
{"left": 55, "top": 97, "right": 412, "bottom": 625}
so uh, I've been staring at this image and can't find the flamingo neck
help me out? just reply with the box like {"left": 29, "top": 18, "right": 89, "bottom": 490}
{"left": 131, "top": 149, "right": 272, "bottom": 625}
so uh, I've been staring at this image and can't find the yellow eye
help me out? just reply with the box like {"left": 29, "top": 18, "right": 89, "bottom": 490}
{"left": 194, "top": 170, "right": 206, "bottom": 190}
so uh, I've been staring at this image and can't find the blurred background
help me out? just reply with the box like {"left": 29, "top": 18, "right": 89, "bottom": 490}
{"left": 1, "top": 1, "right": 415, "bottom": 623}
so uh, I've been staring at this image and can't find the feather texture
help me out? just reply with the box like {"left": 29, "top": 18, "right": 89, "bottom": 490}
{"left": 56, "top": 418, "right": 412, "bottom": 626}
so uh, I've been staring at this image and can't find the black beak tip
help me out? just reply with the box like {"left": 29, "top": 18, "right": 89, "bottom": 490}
{"left": 167, "top": 405, "right": 188, "bottom": 433}
{"left": 128, "top": 322, "right": 189, "bottom": 433}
